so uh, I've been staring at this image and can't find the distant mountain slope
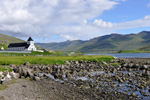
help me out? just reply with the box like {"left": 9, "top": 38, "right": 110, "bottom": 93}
{"left": 0, "top": 33, "right": 24, "bottom": 49}
{"left": 36, "top": 40, "right": 86, "bottom": 51}
{"left": 35, "top": 31, "right": 150, "bottom": 53}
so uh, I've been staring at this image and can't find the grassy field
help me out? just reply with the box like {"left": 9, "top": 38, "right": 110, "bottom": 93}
{"left": 0, "top": 55, "right": 114, "bottom": 65}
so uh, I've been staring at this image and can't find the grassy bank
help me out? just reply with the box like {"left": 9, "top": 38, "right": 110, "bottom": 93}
{"left": 118, "top": 50, "right": 150, "bottom": 53}
{"left": 0, "top": 55, "right": 114, "bottom": 65}
{"left": 0, "top": 51, "right": 83, "bottom": 56}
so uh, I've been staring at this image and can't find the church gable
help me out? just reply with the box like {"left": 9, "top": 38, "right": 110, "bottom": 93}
{"left": 27, "top": 44, "right": 36, "bottom": 51}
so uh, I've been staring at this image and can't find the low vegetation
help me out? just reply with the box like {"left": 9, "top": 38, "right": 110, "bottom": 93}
{"left": 0, "top": 55, "right": 114, "bottom": 65}
{"left": 0, "top": 79, "right": 18, "bottom": 91}
{"left": 118, "top": 50, "right": 150, "bottom": 53}
{"left": 109, "top": 63, "right": 121, "bottom": 66}
{"left": 0, "top": 84, "right": 8, "bottom": 91}
{"left": 0, "top": 66, "right": 12, "bottom": 72}
{"left": 139, "top": 45, "right": 150, "bottom": 51}
{"left": 0, "top": 51, "right": 83, "bottom": 56}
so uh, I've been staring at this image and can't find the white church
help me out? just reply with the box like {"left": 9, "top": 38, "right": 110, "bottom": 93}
{"left": 7, "top": 37, "right": 36, "bottom": 51}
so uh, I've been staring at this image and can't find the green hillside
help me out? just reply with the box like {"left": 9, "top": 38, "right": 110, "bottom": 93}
{"left": 0, "top": 33, "right": 24, "bottom": 49}
{"left": 139, "top": 45, "right": 150, "bottom": 51}
{"left": 35, "top": 31, "right": 150, "bottom": 53}
{"left": 36, "top": 40, "right": 86, "bottom": 51}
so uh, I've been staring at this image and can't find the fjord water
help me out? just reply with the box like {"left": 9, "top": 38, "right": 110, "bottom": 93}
{"left": 85, "top": 53, "right": 150, "bottom": 58}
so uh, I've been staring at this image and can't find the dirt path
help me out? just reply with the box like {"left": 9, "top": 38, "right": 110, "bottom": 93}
{"left": 0, "top": 78, "right": 94, "bottom": 100}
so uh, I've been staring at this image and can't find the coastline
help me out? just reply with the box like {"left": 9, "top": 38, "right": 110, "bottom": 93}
{"left": 0, "top": 58, "right": 150, "bottom": 100}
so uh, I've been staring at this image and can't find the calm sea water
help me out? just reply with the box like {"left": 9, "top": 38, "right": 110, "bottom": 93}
{"left": 85, "top": 53, "right": 150, "bottom": 58}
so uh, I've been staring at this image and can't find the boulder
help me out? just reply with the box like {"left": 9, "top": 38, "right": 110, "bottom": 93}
{"left": 143, "top": 65, "right": 148, "bottom": 69}
{"left": 9, "top": 71, "right": 17, "bottom": 78}
{"left": 2, "top": 70, "right": 8, "bottom": 76}
{"left": 140, "top": 65, "right": 149, "bottom": 70}
{"left": 27, "top": 69, "right": 34, "bottom": 78}
{"left": 24, "top": 62, "right": 30, "bottom": 66}
{"left": 33, "top": 76, "right": 40, "bottom": 81}
{"left": 0, "top": 77, "right": 5, "bottom": 84}
{"left": 18, "top": 67, "right": 28, "bottom": 78}
{"left": 10, "top": 64, "right": 17, "bottom": 69}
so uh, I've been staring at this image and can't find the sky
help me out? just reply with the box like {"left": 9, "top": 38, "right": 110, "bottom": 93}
{"left": 0, "top": 0, "right": 150, "bottom": 43}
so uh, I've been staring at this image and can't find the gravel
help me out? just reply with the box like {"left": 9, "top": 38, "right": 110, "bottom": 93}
{"left": 0, "top": 78, "right": 94, "bottom": 100}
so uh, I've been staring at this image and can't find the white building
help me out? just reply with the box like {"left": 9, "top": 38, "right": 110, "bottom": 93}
{"left": 7, "top": 37, "right": 36, "bottom": 51}
{"left": 1, "top": 46, "right": 4, "bottom": 51}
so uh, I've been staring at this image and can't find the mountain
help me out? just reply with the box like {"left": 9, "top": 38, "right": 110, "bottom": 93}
{"left": 36, "top": 40, "right": 86, "bottom": 51}
{"left": 0, "top": 33, "right": 24, "bottom": 49}
{"left": 36, "top": 31, "right": 150, "bottom": 53}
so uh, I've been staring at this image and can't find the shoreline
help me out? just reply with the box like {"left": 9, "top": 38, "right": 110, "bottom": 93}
{"left": 85, "top": 53, "right": 150, "bottom": 58}
{"left": 0, "top": 58, "right": 150, "bottom": 99}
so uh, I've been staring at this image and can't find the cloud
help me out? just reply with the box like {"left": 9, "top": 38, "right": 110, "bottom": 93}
{"left": 144, "top": 15, "right": 150, "bottom": 20}
{"left": 93, "top": 19, "right": 113, "bottom": 28}
{"left": 0, "top": 0, "right": 118, "bottom": 41}
{"left": 113, "top": 0, "right": 126, "bottom": 2}
{"left": 0, "top": 0, "right": 149, "bottom": 42}
{"left": 147, "top": 2, "right": 150, "bottom": 7}
{"left": 92, "top": 15, "right": 150, "bottom": 32}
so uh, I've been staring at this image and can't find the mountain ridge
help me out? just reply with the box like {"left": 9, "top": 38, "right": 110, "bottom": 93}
{"left": 36, "top": 31, "right": 150, "bottom": 53}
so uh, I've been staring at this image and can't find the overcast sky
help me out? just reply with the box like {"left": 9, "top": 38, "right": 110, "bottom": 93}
{"left": 0, "top": 0, "right": 150, "bottom": 43}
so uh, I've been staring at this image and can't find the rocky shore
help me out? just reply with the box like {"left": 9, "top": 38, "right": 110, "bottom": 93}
{"left": 1, "top": 58, "right": 150, "bottom": 100}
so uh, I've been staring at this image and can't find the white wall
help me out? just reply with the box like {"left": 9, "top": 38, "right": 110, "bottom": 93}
{"left": 27, "top": 44, "right": 36, "bottom": 51}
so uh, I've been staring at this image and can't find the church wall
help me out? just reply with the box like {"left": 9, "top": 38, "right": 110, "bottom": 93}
{"left": 7, "top": 47, "right": 25, "bottom": 51}
{"left": 7, "top": 37, "right": 37, "bottom": 51}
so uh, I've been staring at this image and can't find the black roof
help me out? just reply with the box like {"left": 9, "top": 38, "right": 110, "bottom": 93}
{"left": 27, "top": 37, "right": 33, "bottom": 41}
{"left": 8, "top": 42, "right": 30, "bottom": 48}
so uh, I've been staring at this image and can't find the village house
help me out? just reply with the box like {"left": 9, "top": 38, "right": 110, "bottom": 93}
{"left": 7, "top": 37, "right": 36, "bottom": 51}
{"left": 0, "top": 46, "right": 4, "bottom": 51}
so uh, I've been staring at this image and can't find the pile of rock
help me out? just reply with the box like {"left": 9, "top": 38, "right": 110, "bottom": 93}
{"left": 0, "top": 70, "right": 17, "bottom": 84}
{"left": 1, "top": 59, "right": 150, "bottom": 99}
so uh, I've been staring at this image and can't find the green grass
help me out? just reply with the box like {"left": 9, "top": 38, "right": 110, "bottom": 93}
{"left": 0, "top": 51, "right": 83, "bottom": 56}
{"left": 0, "top": 66, "right": 6, "bottom": 72}
{"left": 0, "top": 51, "right": 61, "bottom": 56}
{"left": 139, "top": 45, "right": 150, "bottom": 51}
{"left": 0, "top": 66, "right": 12, "bottom": 72}
{"left": 0, "top": 84, "right": 8, "bottom": 90}
{"left": 0, "top": 55, "right": 114, "bottom": 65}
{"left": 110, "top": 63, "right": 121, "bottom": 66}
{"left": 118, "top": 50, "right": 150, "bottom": 53}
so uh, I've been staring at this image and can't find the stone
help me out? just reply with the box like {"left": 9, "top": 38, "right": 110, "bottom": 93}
{"left": 123, "top": 63, "right": 128, "bottom": 67}
{"left": 143, "top": 65, "right": 148, "bottom": 69}
{"left": 9, "top": 71, "right": 17, "bottom": 78}
{"left": 10, "top": 64, "right": 17, "bottom": 69}
{"left": 6, "top": 72, "right": 11, "bottom": 80}
{"left": 131, "top": 92, "right": 135, "bottom": 96}
{"left": 24, "top": 62, "right": 30, "bottom": 66}
{"left": 0, "top": 77, "right": 4, "bottom": 84}
{"left": 22, "top": 67, "right": 28, "bottom": 77}
{"left": 2, "top": 70, "right": 8, "bottom": 76}
{"left": 34, "top": 76, "right": 40, "bottom": 81}
{"left": 27, "top": 69, "right": 34, "bottom": 78}
{"left": 129, "top": 63, "right": 134, "bottom": 68}
{"left": 18, "top": 67, "right": 28, "bottom": 78}
{"left": 0, "top": 71, "right": 3, "bottom": 76}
